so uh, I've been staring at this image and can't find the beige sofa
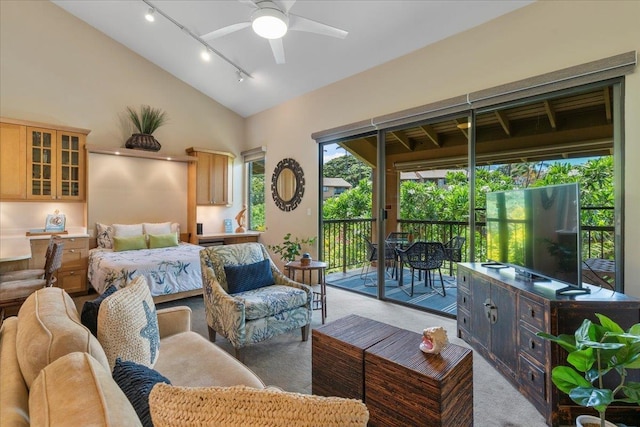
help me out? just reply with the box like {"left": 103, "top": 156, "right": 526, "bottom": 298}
{"left": 0, "top": 286, "right": 368, "bottom": 426}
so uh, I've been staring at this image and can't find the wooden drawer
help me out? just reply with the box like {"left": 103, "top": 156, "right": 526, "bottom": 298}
{"left": 519, "top": 295, "right": 545, "bottom": 331}
{"left": 519, "top": 355, "right": 546, "bottom": 404}
{"left": 457, "top": 307, "right": 471, "bottom": 338}
{"left": 62, "top": 237, "right": 88, "bottom": 250}
{"left": 61, "top": 246, "right": 87, "bottom": 269}
{"left": 457, "top": 269, "right": 470, "bottom": 291}
{"left": 57, "top": 268, "right": 86, "bottom": 295}
{"left": 519, "top": 322, "right": 547, "bottom": 362}
{"left": 458, "top": 288, "right": 471, "bottom": 312}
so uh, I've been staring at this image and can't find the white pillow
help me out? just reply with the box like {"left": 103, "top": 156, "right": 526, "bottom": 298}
{"left": 97, "top": 276, "right": 160, "bottom": 370}
{"left": 113, "top": 223, "right": 144, "bottom": 237}
{"left": 143, "top": 222, "right": 172, "bottom": 236}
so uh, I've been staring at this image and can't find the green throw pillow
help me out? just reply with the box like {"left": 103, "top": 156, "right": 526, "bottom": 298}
{"left": 113, "top": 235, "right": 148, "bottom": 252}
{"left": 148, "top": 233, "right": 179, "bottom": 249}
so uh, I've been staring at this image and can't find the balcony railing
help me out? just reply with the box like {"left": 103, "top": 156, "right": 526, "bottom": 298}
{"left": 322, "top": 209, "right": 614, "bottom": 274}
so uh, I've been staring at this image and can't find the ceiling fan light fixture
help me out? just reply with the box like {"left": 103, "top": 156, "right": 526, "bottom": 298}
{"left": 251, "top": 7, "right": 288, "bottom": 39}
{"left": 145, "top": 7, "right": 155, "bottom": 22}
{"left": 201, "top": 48, "right": 212, "bottom": 62}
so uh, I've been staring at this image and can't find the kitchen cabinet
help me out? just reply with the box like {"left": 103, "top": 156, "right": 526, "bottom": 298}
{"left": 30, "top": 236, "right": 89, "bottom": 295}
{"left": 186, "top": 147, "right": 234, "bottom": 206}
{"left": 0, "top": 122, "right": 27, "bottom": 199}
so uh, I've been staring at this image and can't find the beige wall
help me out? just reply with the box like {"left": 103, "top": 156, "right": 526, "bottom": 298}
{"left": 0, "top": 0, "right": 245, "bottom": 236}
{"left": 246, "top": 0, "right": 640, "bottom": 296}
{"left": 1, "top": 1, "right": 639, "bottom": 296}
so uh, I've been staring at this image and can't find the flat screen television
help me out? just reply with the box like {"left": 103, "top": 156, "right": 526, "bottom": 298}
{"left": 485, "top": 183, "right": 589, "bottom": 295}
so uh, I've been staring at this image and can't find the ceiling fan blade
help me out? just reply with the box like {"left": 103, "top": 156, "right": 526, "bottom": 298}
{"left": 269, "top": 38, "right": 286, "bottom": 64}
{"left": 237, "top": 0, "right": 258, "bottom": 9}
{"left": 275, "top": 0, "right": 297, "bottom": 13}
{"left": 201, "top": 22, "right": 251, "bottom": 41}
{"left": 288, "top": 14, "right": 348, "bottom": 39}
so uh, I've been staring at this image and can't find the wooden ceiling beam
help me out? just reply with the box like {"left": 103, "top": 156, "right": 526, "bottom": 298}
{"left": 603, "top": 87, "right": 612, "bottom": 123}
{"left": 389, "top": 130, "right": 413, "bottom": 151}
{"left": 543, "top": 100, "right": 557, "bottom": 129}
{"left": 494, "top": 110, "right": 511, "bottom": 136}
{"left": 454, "top": 119, "right": 469, "bottom": 139}
{"left": 418, "top": 125, "right": 440, "bottom": 147}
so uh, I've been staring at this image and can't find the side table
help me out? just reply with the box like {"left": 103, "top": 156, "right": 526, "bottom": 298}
{"left": 286, "top": 260, "right": 327, "bottom": 324}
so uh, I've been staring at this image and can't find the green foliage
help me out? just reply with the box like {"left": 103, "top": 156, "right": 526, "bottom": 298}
{"left": 323, "top": 155, "right": 371, "bottom": 187}
{"left": 249, "top": 175, "right": 265, "bottom": 231}
{"left": 323, "top": 179, "right": 372, "bottom": 219}
{"left": 268, "top": 233, "right": 316, "bottom": 262}
{"left": 537, "top": 314, "right": 640, "bottom": 425}
{"left": 126, "top": 105, "right": 168, "bottom": 135}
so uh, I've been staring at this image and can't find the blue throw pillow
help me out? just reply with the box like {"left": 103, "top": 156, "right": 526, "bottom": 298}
{"left": 112, "top": 358, "right": 171, "bottom": 427}
{"left": 81, "top": 285, "right": 117, "bottom": 337}
{"left": 224, "top": 259, "right": 274, "bottom": 294}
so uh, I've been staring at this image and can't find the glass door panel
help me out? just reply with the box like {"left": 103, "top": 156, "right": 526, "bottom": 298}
{"left": 27, "top": 127, "right": 56, "bottom": 200}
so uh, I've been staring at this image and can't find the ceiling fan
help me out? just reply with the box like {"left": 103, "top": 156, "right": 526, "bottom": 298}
{"left": 200, "top": 0, "right": 348, "bottom": 65}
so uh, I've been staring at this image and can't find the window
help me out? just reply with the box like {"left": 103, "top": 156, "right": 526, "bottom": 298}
{"left": 242, "top": 147, "right": 266, "bottom": 231}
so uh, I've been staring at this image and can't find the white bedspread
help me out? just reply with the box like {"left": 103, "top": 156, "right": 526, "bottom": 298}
{"left": 88, "top": 243, "right": 204, "bottom": 296}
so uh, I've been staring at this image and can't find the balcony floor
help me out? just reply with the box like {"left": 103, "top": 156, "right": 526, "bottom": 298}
{"left": 325, "top": 267, "right": 457, "bottom": 319}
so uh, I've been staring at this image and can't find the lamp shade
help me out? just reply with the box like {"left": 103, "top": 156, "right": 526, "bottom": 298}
{"left": 251, "top": 7, "right": 288, "bottom": 39}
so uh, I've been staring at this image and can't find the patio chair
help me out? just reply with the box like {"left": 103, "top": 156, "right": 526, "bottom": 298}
{"left": 443, "top": 235, "right": 466, "bottom": 276}
{"left": 360, "top": 236, "right": 397, "bottom": 286}
{"left": 199, "top": 242, "right": 312, "bottom": 361}
{"left": 397, "top": 241, "right": 447, "bottom": 297}
{"left": 0, "top": 237, "right": 65, "bottom": 313}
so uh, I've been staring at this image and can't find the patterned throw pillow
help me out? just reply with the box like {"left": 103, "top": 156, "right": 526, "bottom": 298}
{"left": 224, "top": 259, "right": 274, "bottom": 294}
{"left": 96, "top": 222, "right": 114, "bottom": 249}
{"left": 97, "top": 276, "right": 160, "bottom": 370}
{"left": 112, "top": 358, "right": 171, "bottom": 427}
{"left": 81, "top": 285, "right": 118, "bottom": 337}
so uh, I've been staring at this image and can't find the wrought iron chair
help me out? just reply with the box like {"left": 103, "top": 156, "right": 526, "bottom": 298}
{"left": 397, "top": 241, "right": 447, "bottom": 297}
{"left": 443, "top": 236, "right": 466, "bottom": 276}
{"left": 360, "top": 237, "right": 397, "bottom": 286}
{"left": 0, "top": 237, "right": 65, "bottom": 313}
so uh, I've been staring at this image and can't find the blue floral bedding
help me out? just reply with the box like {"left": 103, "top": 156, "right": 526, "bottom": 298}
{"left": 88, "top": 243, "right": 203, "bottom": 296}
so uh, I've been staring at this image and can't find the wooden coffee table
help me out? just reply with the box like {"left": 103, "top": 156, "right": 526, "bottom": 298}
{"left": 312, "top": 314, "right": 473, "bottom": 427}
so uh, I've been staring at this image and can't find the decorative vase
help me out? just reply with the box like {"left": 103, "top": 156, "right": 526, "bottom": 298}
{"left": 125, "top": 133, "right": 161, "bottom": 151}
{"left": 300, "top": 253, "right": 312, "bottom": 266}
{"left": 575, "top": 415, "right": 617, "bottom": 427}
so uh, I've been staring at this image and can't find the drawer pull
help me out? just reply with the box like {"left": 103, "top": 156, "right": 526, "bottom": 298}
{"left": 69, "top": 238, "right": 75, "bottom": 242}
{"left": 70, "top": 249, "right": 76, "bottom": 253}
{"left": 529, "top": 339, "right": 535, "bottom": 350}
{"left": 462, "top": 296, "right": 467, "bottom": 303}
{"left": 529, "top": 371, "right": 535, "bottom": 382}
{"left": 529, "top": 306, "right": 536, "bottom": 318}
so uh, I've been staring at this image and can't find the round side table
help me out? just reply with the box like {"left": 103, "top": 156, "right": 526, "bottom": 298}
{"left": 286, "top": 260, "right": 327, "bottom": 324}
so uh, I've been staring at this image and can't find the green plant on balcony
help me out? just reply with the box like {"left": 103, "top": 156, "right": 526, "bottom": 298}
{"left": 537, "top": 314, "right": 640, "bottom": 427}
{"left": 268, "top": 233, "right": 316, "bottom": 263}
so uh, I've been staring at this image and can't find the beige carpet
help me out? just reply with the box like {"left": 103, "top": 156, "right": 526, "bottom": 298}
{"left": 76, "top": 286, "right": 548, "bottom": 427}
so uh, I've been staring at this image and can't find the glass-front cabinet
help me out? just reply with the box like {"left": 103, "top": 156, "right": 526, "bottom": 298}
{"left": 26, "top": 127, "right": 85, "bottom": 200}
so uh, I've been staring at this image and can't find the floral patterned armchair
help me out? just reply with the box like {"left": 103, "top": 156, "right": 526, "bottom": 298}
{"left": 199, "top": 243, "right": 312, "bottom": 360}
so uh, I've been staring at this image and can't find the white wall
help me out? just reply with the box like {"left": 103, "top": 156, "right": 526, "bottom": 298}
{"left": 246, "top": 0, "right": 640, "bottom": 296}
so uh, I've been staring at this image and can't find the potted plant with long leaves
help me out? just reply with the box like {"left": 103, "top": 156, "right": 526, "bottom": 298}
{"left": 537, "top": 313, "right": 640, "bottom": 427}
{"left": 125, "top": 105, "right": 168, "bottom": 152}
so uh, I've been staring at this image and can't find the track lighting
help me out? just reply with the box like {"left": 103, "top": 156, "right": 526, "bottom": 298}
{"left": 201, "top": 49, "right": 212, "bottom": 62}
{"left": 145, "top": 7, "right": 155, "bottom": 22}
{"left": 237, "top": 70, "right": 244, "bottom": 83}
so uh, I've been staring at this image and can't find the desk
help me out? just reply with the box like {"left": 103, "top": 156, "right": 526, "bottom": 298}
{"left": 286, "top": 260, "right": 327, "bottom": 324}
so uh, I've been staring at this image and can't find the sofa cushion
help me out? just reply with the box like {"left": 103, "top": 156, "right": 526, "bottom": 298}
{"left": 148, "top": 383, "right": 369, "bottom": 427}
{"left": 153, "top": 331, "right": 265, "bottom": 388}
{"left": 98, "top": 275, "right": 160, "bottom": 370}
{"left": 224, "top": 259, "right": 274, "bottom": 294}
{"left": 239, "top": 285, "right": 308, "bottom": 320}
{"left": 80, "top": 284, "right": 118, "bottom": 337}
{"left": 0, "top": 317, "right": 29, "bottom": 426}
{"left": 29, "top": 352, "right": 142, "bottom": 427}
{"left": 16, "top": 287, "right": 109, "bottom": 388}
{"left": 113, "top": 358, "right": 171, "bottom": 427}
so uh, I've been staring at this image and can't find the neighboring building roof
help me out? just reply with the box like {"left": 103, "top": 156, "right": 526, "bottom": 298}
{"left": 400, "top": 169, "right": 467, "bottom": 180}
{"left": 323, "top": 177, "right": 352, "bottom": 188}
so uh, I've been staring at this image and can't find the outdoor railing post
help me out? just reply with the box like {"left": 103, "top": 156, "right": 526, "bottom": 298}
{"left": 342, "top": 220, "right": 347, "bottom": 273}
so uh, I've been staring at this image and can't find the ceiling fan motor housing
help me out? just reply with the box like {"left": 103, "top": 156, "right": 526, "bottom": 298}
{"left": 251, "top": 1, "right": 289, "bottom": 39}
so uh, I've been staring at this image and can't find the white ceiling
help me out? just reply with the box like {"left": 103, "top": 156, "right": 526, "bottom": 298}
{"left": 52, "top": 0, "right": 533, "bottom": 118}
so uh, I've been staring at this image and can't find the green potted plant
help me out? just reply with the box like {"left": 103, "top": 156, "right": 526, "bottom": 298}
{"left": 268, "top": 233, "right": 316, "bottom": 263}
{"left": 125, "top": 105, "right": 168, "bottom": 152}
{"left": 537, "top": 314, "right": 640, "bottom": 427}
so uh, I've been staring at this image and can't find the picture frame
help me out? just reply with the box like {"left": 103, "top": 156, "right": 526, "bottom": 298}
{"left": 44, "top": 213, "right": 66, "bottom": 232}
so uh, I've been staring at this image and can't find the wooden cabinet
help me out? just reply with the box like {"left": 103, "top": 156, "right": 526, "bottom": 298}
{"left": 186, "top": 147, "right": 234, "bottom": 206}
{"left": 0, "top": 118, "right": 89, "bottom": 201}
{"left": 457, "top": 263, "right": 640, "bottom": 426}
{"left": 198, "top": 233, "right": 259, "bottom": 246}
{"left": 30, "top": 236, "right": 89, "bottom": 295}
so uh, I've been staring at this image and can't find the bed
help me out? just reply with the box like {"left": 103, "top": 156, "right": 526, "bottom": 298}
{"left": 88, "top": 222, "right": 204, "bottom": 302}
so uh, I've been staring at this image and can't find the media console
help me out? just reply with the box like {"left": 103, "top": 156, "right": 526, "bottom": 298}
{"left": 456, "top": 263, "right": 640, "bottom": 426}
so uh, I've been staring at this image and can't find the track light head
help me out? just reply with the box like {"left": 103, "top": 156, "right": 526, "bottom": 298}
{"left": 201, "top": 49, "right": 212, "bottom": 62}
{"left": 145, "top": 7, "right": 155, "bottom": 22}
{"left": 237, "top": 70, "right": 244, "bottom": 83}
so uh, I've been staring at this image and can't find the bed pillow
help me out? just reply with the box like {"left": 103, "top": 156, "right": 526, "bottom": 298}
{"left": 112, "top": 358, "right": 171, "bottom": 427}
{"left": 148, "top": 233, "right": 179, "bottom": 249}
{"left": 224, "top": 259, "right": 274, "bottom": 294}
{"left": 96, "top": 222, "right": 114, "bottom": 249}
{"left": 143, "top": 222, "right": 172, "bottom": 236}
{"left": 113, "top": 223, "right": 144, "bottom": 237}
{"left": 98, "top": 276, "right": 160, "bottom": 370}
{"left": 113, "top": 235, "right": 148, "bottom": 252}
{"left": 80, "top": 285, "right": 118, "bottom": 337}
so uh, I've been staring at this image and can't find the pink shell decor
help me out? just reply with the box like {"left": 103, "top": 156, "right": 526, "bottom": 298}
{"left": 420, "top": 326, "right": 449, "bottom": 354}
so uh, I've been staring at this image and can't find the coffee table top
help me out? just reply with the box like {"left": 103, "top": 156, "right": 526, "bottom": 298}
{"left": 313, "top": 314, "right": 401, "bottom": 350}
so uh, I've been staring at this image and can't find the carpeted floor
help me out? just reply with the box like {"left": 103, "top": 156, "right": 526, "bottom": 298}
{"left": 326, "top": 268, "right": 458, "bottom": 318}
{"left": 142, "top": 286, "right": 548, "bottom": 427}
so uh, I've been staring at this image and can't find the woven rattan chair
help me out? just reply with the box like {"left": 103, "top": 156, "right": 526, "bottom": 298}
{"left": 360, "top": 237, "right": 397, "bottom": 286}
{"left": 443, "top": 235, "right": 466, "bottom": 276}
{"left": 397, "top": 241, "right": 447, "bottom": 297}
{"left": 0, "top": 237, "right": 65, "bottom": 313}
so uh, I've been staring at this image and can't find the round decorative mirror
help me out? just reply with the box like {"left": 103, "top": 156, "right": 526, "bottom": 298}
{"left": 271, "top": 158, "right": 305, "bottom": 211}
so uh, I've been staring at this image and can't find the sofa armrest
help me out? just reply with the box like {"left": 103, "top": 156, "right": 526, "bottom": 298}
{"left": 157, "top": 306, "right": 192, "bottom": 338}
